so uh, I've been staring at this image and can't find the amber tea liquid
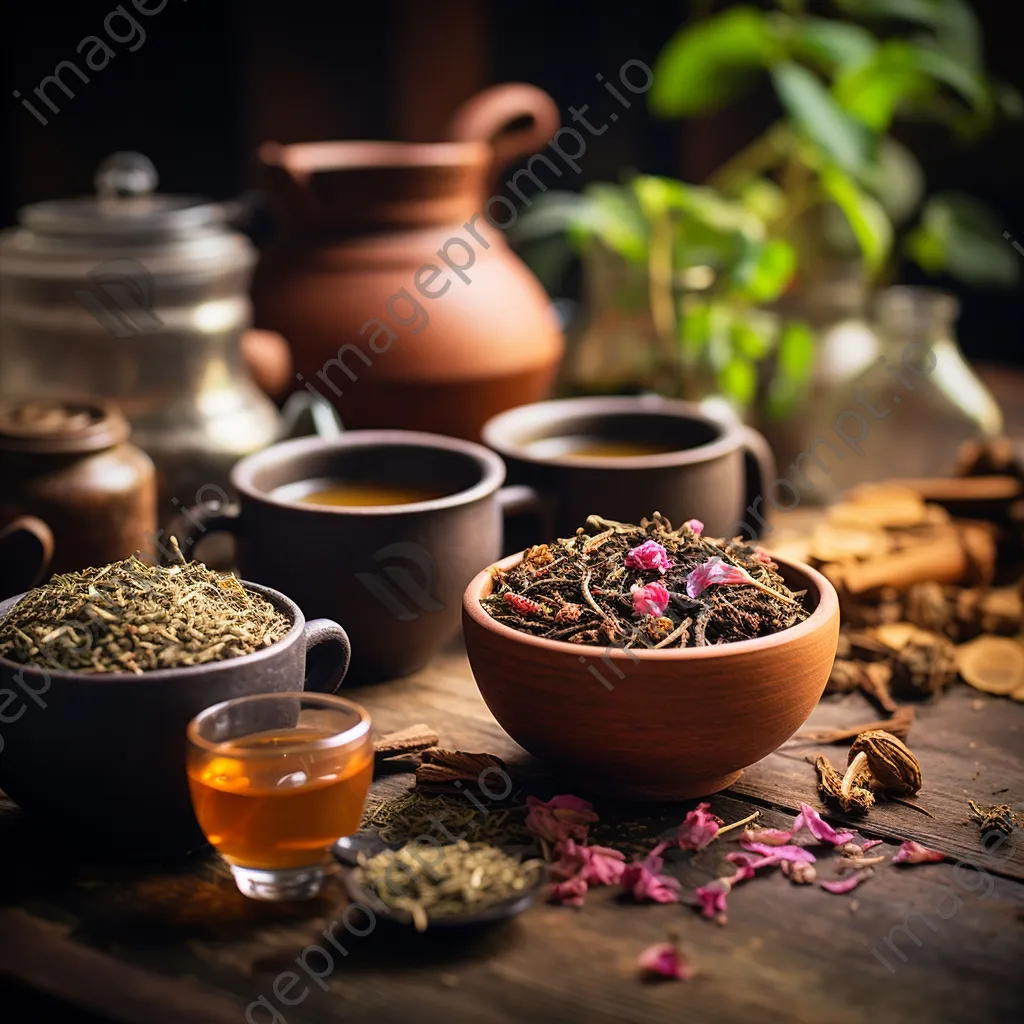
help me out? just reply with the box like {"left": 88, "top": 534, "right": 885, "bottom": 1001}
{"left": 187, "top": 728, "right": 373, "bottom": 869}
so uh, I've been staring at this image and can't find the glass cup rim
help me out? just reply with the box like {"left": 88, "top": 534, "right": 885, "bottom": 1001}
{"left": 186, "top": 690, "right": 372, "bottom": 757}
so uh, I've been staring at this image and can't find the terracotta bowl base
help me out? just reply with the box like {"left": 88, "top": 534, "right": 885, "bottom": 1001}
{"left": 559, "top": 769, "right": 745, "bottom": 802}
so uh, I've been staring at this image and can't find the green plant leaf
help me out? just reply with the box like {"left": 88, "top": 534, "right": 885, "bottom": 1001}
{"left": 908, "top": 42, "right": 991, "bottom": 113}
{"left": 733, "top": 239, "right": 797, "bottom": 302}
{"left": 904, "top": 192, "right": 1021, "bottom": 288}
{"left": 568, "top": 184, "right": 649, "bottom": 263}
{"left": 832, "top": 0, "right": 981, "bottom": 69}
{"left": 792, "top": 18, "right": 878, "bottom": 72}
{"left": 858, "top": 137, "right": 925, "bottom": 225}
{"left": 833, "top": 42, "right": 930, "bottom": 131}
{"left": 819, "top": 166, "right": 893, "bottom": 275}
{"left": 736, "top": 177, "right": 788, "bottom": 224}
{"left": 771, "top": 62, "right": 872, "bottom": 175}
{"left": 765, "top": 320, "right": 816, "bottom": 418}
{"left": 731, "top": 310, "right": 777, "bottom": 359}
{"left": 718, "top": 355, "right": 758, "bottom": 407}
{"left": 649, "top": 7, "right": 777, "bottom": 117}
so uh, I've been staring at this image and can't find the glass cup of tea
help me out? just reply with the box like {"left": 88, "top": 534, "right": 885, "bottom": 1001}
{"left": 186, "top": 692, "right": 373, "bottom": 901}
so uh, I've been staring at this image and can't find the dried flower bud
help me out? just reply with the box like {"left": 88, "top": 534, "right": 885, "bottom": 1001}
{"left": 503, "top": 593, "right": 549, "bottom": 617}
{"left": 780, "top": 860, "right": 817, "bottom": 885}
{"left": 524, "top": 544, "right": 555, "bottom": 567}
{"left": 555, "top": 603, "right": 582, "bottom": 623}
{"left": 848, "top": 729, "right": 923, "bottom": 797}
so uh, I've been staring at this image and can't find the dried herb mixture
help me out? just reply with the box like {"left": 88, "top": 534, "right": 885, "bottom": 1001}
{"left": 0, "top": 541, "right": 290, "bottom": 674}
{"left": 483, "top": 513, "right": 809, "bottom": 649}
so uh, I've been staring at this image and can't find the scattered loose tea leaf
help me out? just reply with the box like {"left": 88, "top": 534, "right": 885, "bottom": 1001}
{"left": 0, "top": 543, "right": 289, "bottom": 674}
{"left": 353, "top": 841, "right": 542, "bottom": 931}
{"left": 968, "top": 800, "right": 1022, "bottom": 836}
{"left": 361, "top": 791, "right": 532, "bottom": 847}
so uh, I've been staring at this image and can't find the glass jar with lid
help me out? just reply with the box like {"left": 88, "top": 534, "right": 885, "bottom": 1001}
{"left": 0, "top": 152, "right": 282, "bottom": 509}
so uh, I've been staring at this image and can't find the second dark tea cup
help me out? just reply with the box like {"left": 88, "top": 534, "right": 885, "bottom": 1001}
{"left": 482, "top": 395, "right": 776, "bottom": 540}
{"left": 170, "top": 431, "right": 511, "bottom": 683}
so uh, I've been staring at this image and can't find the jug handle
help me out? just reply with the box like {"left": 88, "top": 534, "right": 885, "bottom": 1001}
{"left": 0, "top": 516, "right": 54, "bottom": 600}
{"left": 444, "top": 84, "right": 561, "bottom": 198}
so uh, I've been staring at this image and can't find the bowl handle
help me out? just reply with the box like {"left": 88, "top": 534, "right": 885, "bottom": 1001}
{"left": 163, "top": 501, "right": 240, "bottom": 565}
{"left": 302, "top": 619, "right": 352, "bottom": 693}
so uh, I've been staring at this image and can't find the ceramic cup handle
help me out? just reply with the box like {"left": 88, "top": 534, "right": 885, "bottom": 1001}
{"left": 302, "top": 618, "right": 352, "bottom": 694}
{"left": 0, "top": 516, "right": 54, "bottom": 600}
{"left": 163, "top": 503, "right": 240, "bottom": 564}
{"left": 739, "top": 425, "right": 778, "bottom": 540}
{"left": 445, "top": 84, "right": 561, "bottom": 197}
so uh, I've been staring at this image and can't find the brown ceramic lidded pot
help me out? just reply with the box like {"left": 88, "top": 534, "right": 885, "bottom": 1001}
{"left": 252, "top": 84, "right": 564, "bottom": 441}
{"left": 0, "top": 398, "right": 157, "bottom": 596}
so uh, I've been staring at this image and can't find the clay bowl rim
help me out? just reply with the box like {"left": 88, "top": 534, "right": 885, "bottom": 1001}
{"left": 231, "top": 430, "right": 507, "bottom": 518}
{"left": 463, "top": 551, "right": 839, "bottom": 663}
{"left": 0, "top": 580, "right": 305, "bottom": 685}
{"left": 258, "top": 139, "right": 491, "bottom": 175}
{"left": 481, "top": 394, "right": 743, "bottom": 472}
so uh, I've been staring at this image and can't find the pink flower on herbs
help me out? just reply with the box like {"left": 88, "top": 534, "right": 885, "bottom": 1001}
{"left": 673, "top": 802, "right": 722, "bottom": 851}
{"left": 683, "top": 519, "right": 704, "bottom": 536}
{"left": 637, "top": 942, "right": 694, "bottom": 981}
{"left": 892, "top": 840, "right": 946, "bottom": 865}
{"left": 621, "top": 850, "right": 681, "bottom": 904}
{"left": 547, "top": 875, "right": 588, "bottom": 906}
{"left": 685, "top": 556, "right": 753, "bottom": 600}
{"left": 631, "top": 581, "right": 670, "bottom": 618}
{"left": 792, "top": 803, "right": 855, "bottom": 847}
{"left": 624, "top": 540, "right": 674, "bottom": 573}
{"left": 525, "top": 794, "right": 598, "bottom": 844}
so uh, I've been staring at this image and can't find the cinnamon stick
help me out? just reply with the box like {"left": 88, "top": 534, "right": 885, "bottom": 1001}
{"left": 840, "top": 532, "right": 966, "bottom": 593}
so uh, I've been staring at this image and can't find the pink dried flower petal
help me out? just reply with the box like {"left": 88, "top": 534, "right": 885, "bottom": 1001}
{"left": 547, "top": 875, "right": 588, "bottom": 906}
{"left": 525, "top": 794, "right": 598, "bottom": 844}
{"left": 892, "top": 840, "right": 946, "bottom": 865}
{"left": 694, "top": 877, "right": 731, "bottom": 921}
{"left": 674, "top": 802, "right": 721, "bottom": 851}
{"left": 637, "top": 941, "right": 693, "bottom": 981}
{"left": 792, "top": 803, "right": 855, "bottom": 846}
{"left": 742, "top": 827, "right": 794, "bottom": 847}
{"left": 503, "top": 593, "right": 546, "bottom": 616}
{"left": 684, "top": 519, "right": 704, "bottom": 536}
{"left": 631, "top": 581, "right": 670, "bottom": 618}
{"left": 820, "top": 871, "right": 871, "bottom": 895}
{"left": 685, "top": 556, "right": 753, "bottom": 600}
{"left": 621, "top": 851, "right": 681, "bottom": 904}
{"left": 738, "top": 839, "right": 816, "bottom": 863}
{"left": 754, "top": 549, "right": 774, "bottom": 565}
{"left": 726, "top": 850, "right": 781, "bottom": 876}
{"left": 861, "top": 839, "right": 884, "bottom": 851}
{"left": 549, "top": 838, "right": 588, "bottom": 880}
{"left": 624, "top": 540, "right": 674, "bottom": 572}
{"left": 583, "top": 845, "right": 627, "bottom": 886}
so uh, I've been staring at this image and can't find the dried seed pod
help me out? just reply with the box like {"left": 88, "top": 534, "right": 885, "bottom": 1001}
{"left": 815, "top": 755, "right": 875, "bottom": 815}
{"left": 848, "top": 729, "right": 923, "bottom": 797}
{"left": 781, "top": 860, "right": 817, "bottom": 885}
{"left": 890, "top": 635, "right": 958, "bottom": 698}
{"left": 904, "top": 582, "right": 953, "bottom": 635}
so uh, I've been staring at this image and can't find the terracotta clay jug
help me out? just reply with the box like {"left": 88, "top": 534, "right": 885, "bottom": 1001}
{"left": 252, "top": 84, "right": 565, "bottom": 440}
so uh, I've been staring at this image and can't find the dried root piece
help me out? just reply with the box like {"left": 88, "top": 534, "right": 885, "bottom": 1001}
{"left": 904, "top": 582, "right": 953, "bottom": 635}
{"left": 955, "top": 635, "right": 1024, "bottom": 696}
{"left": 374, "top": 724, "right": 441, "bottom": 759}
{"left": 414, "top": 749, "right": 508, "bottom": 790}
{"left": 890, "top": 635, "right": 958, "bottom": 699}
{"left": 798, "top": 706, "right": 914, "bottom": 744}
{"left": 809, "top": 524, "right": 889, "bottom": 563}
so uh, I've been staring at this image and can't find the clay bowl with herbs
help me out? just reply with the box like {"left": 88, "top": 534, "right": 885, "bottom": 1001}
{"left": 462, "top": 515, "right": 840, "bottom": 800}
{"left": 0, "top": 550, "right": 351, "bottom": 859}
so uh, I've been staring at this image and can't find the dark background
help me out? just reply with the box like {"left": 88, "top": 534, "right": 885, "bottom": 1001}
{"left": 2, "top": 0, "right": 1021, "bottom": 364}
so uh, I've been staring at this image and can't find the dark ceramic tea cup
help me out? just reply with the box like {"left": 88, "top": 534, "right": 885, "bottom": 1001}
{"left": 0, "top": 582, "right": 350, "bottom": 859}
{"left": 482, "top": 395, "right": 776, "bottom": 540}
{"left": 168, "top": 431, "right": 519, "bottom": 684}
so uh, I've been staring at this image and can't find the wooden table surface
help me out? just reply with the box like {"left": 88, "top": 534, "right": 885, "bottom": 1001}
{"left": 1, "top": 366, "right": 1022, "bottom": 1024}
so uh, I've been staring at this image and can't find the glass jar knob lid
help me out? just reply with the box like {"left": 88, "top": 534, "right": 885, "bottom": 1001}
{"left": 95, "top": 152, "right": 159, "bottom": 198}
